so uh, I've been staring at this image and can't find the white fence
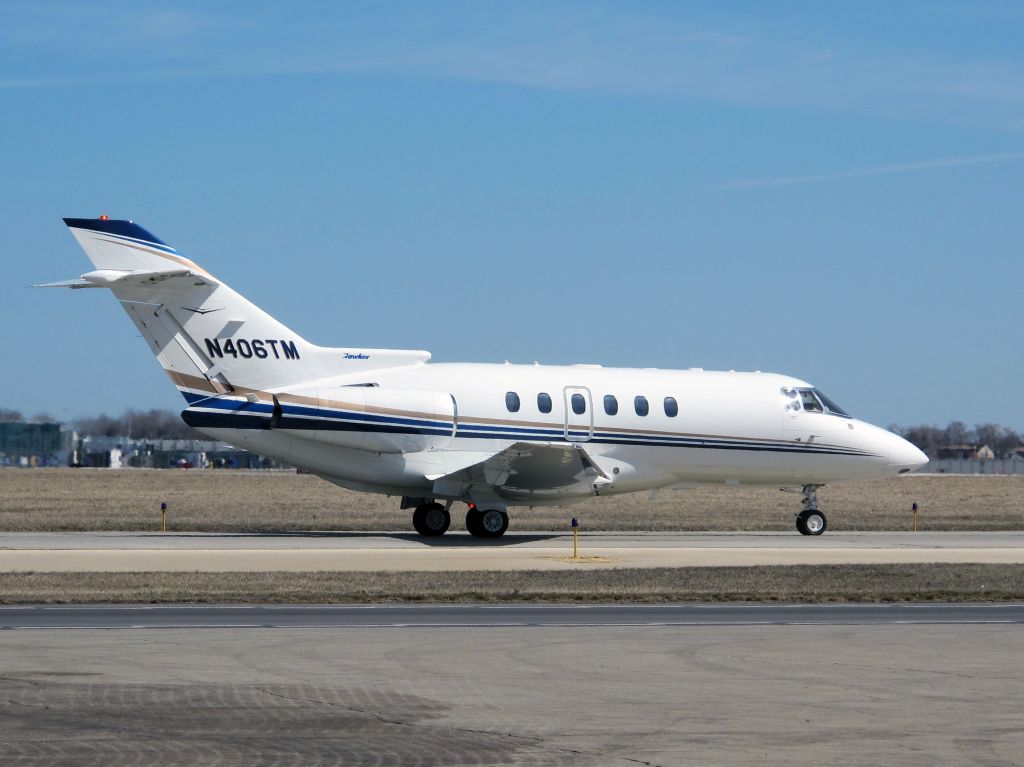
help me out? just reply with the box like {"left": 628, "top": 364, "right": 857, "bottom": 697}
{"left": 925, "top": 459, "right": 1024, "bottom": 475}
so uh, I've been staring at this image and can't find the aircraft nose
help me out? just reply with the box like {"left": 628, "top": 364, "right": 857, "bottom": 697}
{"left": 889, "top": 434, "right": 929, "bottom": 474}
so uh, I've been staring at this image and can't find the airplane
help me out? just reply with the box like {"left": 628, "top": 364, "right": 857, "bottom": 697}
{"left": 42, "top": 216, "right": 928, "bottom": 538}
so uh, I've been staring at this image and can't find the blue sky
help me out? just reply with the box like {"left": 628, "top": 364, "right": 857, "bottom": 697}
{"left": 2, "top": 1, "right": 1022, "bottom": 430}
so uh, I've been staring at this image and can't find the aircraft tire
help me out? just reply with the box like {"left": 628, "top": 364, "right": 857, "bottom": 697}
{"left": 413, "top": 503, "right": 450, "bottom": 536}
{"left": 796, "top": 509, "right": 827, "bottom": 536}
{"left": 465, "top": 508, "right": 484, "bottom": 537}
{"left": 477, "top": 509, "right": 509, "bottom": 538}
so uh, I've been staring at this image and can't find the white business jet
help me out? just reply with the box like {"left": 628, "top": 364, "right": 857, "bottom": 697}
{"left": 43, "top": 217, "right": 927, "bottom": 538}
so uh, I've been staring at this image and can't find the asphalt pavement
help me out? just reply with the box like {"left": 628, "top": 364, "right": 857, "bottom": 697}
{"left": 2, "top": 602, "right": 1022, "bottom": 766}
{"left": 2, "top": 602, "right": 1024, "bottom": 630}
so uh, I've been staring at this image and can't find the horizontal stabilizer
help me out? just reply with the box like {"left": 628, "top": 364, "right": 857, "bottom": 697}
{"left": 34, "top": 278, "right": 101, "bottom": 289}
{"left": 35, "top": 268, "right": 218, "bottom": 290}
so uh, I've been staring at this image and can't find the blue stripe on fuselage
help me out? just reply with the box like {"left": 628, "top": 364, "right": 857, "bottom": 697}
{"left": 179, "top": 399, "right": 876, "bottom": 458}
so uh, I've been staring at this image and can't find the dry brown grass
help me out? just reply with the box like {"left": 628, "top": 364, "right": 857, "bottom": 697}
{"left": 2, "top": 564, "right": 1022, "bottom": 603}
{"left": 1, "top": 468, "right": 1022, "bottom": 532}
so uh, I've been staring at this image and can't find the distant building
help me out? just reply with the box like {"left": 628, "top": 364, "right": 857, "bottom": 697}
{"left": 0, "top": 422, "right": 74, "bottom": 466}
{"left": 0, "top": 422, "right": 282, "bottom": 469}
{"left": 936, "top": 444, "right": 996, "bottom": 461}
{"left": 77, "top": 435, "right": 282, "bottom": 469}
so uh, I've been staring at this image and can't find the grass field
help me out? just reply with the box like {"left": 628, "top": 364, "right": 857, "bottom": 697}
{"left": 1, "top": 468, "right": 1022, "bottom": 532}
{"left": 1, "top": 564, "right": 1021, "bottom": 603}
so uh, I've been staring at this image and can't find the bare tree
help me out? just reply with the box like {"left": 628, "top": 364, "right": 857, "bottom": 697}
{"left": 975, "top": 423, "right": 1023, "bottom": 459}
{"left": 74, "top": 409, "right": 197, "bottom": 440}
{"left": 74, "top": 413, "right": 120, "bottom": 437}
{"left": 0, "top": 409, "right": 24, "bottom": 422}
{"left": 897, "top": 424, "right": 945, "bottom": 458}
{"left": 943, "top": 420, "right": 974, "bottom": 446}
{"left": 893, "top": 421, "right": 1023, "bottom": 459}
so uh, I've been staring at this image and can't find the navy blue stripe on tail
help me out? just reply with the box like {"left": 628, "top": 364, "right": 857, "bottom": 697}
{"left": 63, "top": 217, "right": 168, "bottom": 247}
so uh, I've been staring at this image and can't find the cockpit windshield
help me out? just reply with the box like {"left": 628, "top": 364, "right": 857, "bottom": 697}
{"left": 781, "top": 387, "right": 851, "bottom": 418}
{"left": 813, "top": 390, "right": 850, "bottom": 418}
{"left": 800, "top": 389, "right": 824, "bottom": 412}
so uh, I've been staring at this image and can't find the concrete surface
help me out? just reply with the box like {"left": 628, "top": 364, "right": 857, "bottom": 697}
{"left": 2, "top": 530, "right": 1023, "bottom": 572}
{"left": 0, "top": 604, "right": 1021, "bottom": 766}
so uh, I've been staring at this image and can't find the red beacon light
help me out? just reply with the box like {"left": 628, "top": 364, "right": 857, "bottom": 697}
{"left": 98, "top": 214, "right": 110, "bottom": 221}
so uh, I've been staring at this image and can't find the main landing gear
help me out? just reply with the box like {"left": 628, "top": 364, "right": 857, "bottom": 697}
{"left": 465, "top": 504, "right": 509, "bottom": 539}
{"left": 408, "top": 500, "right": 509, "bottom": 538}
{"left": 795, "top": 484, "right": 827, "bottom": 536}
{"left": 412, "top": 502, "right": 450, "bottom": 537}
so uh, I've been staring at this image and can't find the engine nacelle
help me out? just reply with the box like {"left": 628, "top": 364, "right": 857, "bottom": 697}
{"left": 277, "top": 386, "right": 456, "bottom": 453}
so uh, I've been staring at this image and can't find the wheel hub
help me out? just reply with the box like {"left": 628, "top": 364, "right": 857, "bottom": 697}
{"left": 425, "top": 509, "right": 447, "bottom": 531}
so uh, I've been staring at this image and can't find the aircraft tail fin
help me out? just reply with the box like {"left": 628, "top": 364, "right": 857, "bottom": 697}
{"left": 55, "top": 217, "right": 430, "bottom": 400}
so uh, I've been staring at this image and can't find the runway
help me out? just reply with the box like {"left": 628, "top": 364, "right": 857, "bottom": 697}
{"left": 1, "top": 530, "right": 1023, "bottom": 571}
{"left": 2, "top": 603, "right": 1022, "bottom": 765}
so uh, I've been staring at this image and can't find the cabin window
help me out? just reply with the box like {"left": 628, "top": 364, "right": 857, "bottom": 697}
{"left": 664, "top": 397, "right": 678, "bottom": 417}
{"left": 603, "top": 394, "right": 618, "bottom": 416}
{"left": 571, "top": 393, "right": 586, "bottom": 415}
{"left": 537, "top": 392, "right": 552, "bottom": 413}
{"left": 634, "top": 396, "right": 649, "bottom": 417}
{"left": 505, "top": 391, "right": 521, "bottom": 413}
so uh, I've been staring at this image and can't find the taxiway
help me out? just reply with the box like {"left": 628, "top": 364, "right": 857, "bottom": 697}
{"left": 1, "top": 530, "right": 1022, "bottom": 571}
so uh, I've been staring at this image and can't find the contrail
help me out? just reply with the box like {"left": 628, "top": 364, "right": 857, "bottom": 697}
{"left": 708, "top": 151, "right": 1024, "bottom": 190}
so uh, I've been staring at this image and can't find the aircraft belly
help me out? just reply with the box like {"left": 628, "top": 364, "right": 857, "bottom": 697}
{"left": 289, "top": 439, "right": 434, "bottom": 491}
{"left": 303, "top": 428, "right": 452, "bottom": 455}
{"left": 196, "top": 427, "right": 432, "bottom": 493}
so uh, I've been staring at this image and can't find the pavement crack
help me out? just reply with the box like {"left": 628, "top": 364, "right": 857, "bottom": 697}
{"left": 0, "top": 675, "right": 43, "bottom": 687}
{"left": 2, "top": 698, "right": 51, "bottom": 710}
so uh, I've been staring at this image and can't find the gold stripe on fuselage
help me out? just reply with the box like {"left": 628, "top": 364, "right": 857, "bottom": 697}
{"left": 171, "top": 371, "right": 855, "bottom": 451}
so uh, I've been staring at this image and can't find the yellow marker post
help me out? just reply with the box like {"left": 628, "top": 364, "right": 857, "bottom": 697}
{"left": 912, "top": 502, "right": 918, "bottom": 532}
{"left": 161, "top": 501, "right": 168, "bottom": 533}
{"left": 571, "top": 517, "right": 580, "bottom": 559}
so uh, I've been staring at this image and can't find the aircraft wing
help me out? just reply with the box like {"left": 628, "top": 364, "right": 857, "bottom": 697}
{"left": 428, "top": 442, "right": 611, "bottom": 502}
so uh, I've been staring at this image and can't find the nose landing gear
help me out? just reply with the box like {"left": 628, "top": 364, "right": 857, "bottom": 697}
{"left": 795, "top": 484, "right": 827, "bottom": 536}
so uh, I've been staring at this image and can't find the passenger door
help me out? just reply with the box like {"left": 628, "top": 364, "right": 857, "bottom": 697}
{"left": 563, "top": 386, "right": 593, "bottom": 442}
